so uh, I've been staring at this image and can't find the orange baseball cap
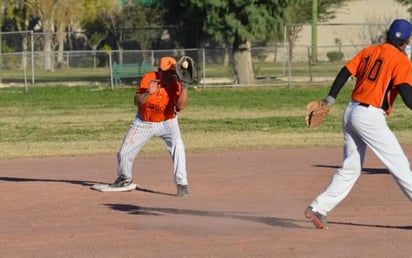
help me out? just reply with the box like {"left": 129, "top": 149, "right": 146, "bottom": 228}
{"left": 159, "top": 56, "right": 176, "bottom": 71}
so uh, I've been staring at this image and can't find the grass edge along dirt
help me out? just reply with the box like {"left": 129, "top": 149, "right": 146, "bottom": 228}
{"left": 1, "top": 85, "right": 412, "bottom": 159}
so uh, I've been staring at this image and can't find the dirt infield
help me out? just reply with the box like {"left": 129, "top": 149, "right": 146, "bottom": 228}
{"left": 2, "top": 147, "right": 412, "bottom": 257}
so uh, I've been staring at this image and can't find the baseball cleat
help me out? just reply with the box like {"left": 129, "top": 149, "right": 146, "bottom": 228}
{"left": 91, "top": 176, "right": 137, "bottom": 192}
{"left": 111, "top": 176, "right": 134, "bottom": 187}
{"left": 176, "top": 184, "right": 189, "bottom": 197}
{"left": 304, "top": 206, "right": 329, "bottom": 230}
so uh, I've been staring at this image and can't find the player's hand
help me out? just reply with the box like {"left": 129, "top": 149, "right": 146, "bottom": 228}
{"left": 148, "top": 79, "right": 160, "bottom": 94}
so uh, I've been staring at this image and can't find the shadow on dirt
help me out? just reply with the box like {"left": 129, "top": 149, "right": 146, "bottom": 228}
{"left": 313, "top": 164, "right": 389, "bottom": 174}
{"left": 0, "top": 176, "right": 98, "bottom": 186}
{"left": 105, "top": 204, "right": 412, "bottom": 230}
{"left": 0, "top": 176, "right": 177, "bottom": 196}
{"left": 105, "top": 203, "right": 304, "bottom": 228}
{"left": 330, "top": 221, "right": 412, "bottom": 230}
{"left": 136, "top": 186, "right": 176, "bottom": 197}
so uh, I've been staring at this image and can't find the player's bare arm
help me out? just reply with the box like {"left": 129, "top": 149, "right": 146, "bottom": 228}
{"left": 134, "top": 79, "right": 160, "bottom": 106}
{"left": 176, "top": 87, "right": 188, "bottom": 111}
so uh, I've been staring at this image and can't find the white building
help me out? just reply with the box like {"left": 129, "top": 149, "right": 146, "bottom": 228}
{"left": 294, "top": 0, "right": 410, "bottom": 60}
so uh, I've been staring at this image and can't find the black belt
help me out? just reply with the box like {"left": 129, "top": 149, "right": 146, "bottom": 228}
{"left": 357, "top": 102, "right": 389, "bottom": 111}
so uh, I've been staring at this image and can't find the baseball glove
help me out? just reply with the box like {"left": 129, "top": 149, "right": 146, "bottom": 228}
{"left": 305, "top": 100, "right": 330, "bottom": 128}
{"left": 176, "top": 56, "right": 196, "bottom": 84}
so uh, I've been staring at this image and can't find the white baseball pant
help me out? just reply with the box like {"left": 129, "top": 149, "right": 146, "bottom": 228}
{"left": 117, "top": 114, "right": 188, "bottom": 186}
{"left": 310, "top": 101, "right": 412, "bottom": 215}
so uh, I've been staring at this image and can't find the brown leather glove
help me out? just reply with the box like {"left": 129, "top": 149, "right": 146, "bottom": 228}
{"left": 176, "top": 56, "right": 196, "bottom": 84}
{"left": 305, "top": 100, "right": 330, "bottom": 128}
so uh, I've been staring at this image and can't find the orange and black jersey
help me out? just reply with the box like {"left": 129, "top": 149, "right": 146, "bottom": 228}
{"left": 136, "top": 71, "right": 182, "bottom": 122}
{"left": 328, "top": 42, "right": 412, "bottom": 115}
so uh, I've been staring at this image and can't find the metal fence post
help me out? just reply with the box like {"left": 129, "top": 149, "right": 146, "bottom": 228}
{"left": 23, "top": 52, "right": 28, "bottom": 92}
{"left": 0, "top": 4, "right": 3, "bottom": 85}
{"left": 202, "top": 48, "right": 206, "bottom": 89}
{"left": 109, "top": 51, "right": 113, "bottom": 90}
{"left": 31, "top": 31, "right": 34, "bottom": 84}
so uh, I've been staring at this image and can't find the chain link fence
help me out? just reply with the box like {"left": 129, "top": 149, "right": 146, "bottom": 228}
{"left": 0, "top": 28, "right": 378, "bottom": 90}
{"left": 0, "top": 46, "right": 364, "bottom": 90}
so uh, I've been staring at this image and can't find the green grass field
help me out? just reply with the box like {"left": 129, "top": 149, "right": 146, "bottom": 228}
{"left": 1, "top": 84, "right": 412, "bottom": 159}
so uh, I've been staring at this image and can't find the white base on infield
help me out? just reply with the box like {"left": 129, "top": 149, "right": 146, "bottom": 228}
{"left": 91, "top": 183, "right": 138, "bottom": 192}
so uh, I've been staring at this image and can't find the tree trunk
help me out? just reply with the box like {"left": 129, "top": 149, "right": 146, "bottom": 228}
{"left": 56, "top": 22, "right": 66, "bottom": 68}
{"left": 287, "top": 25, "right": 303, "bottom": 63}
{"left": 233, "top": 41, "right": 255, "bottom": 85}
{"left": 288, "top": 42, "right": 295, "bottom": 64}
{"left": 43, "top": 18, "right": 54, "bottom": 71}
{"left": 272, "top": 43, "right": 278, "bottom": 63}
{"left": 224, "top": 45, "right": 230, "bottom": 66}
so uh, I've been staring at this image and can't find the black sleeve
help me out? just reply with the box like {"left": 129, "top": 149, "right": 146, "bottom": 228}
{"left": 397, "top": 83, "right": 412, "bottom": 109}
{"left": 328, "top": 66, "right": 352, "bottom": 99}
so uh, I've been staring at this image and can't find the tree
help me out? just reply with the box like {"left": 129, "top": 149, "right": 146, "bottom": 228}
{"left": 120, "top": 3, "right": 166, "bottom": 62}
{"left": 53, "top": 0, "right": 118, "bottom": 68}
{"left": 54, "top": 0, "right": 85, "bottom": 68}
{"left": 82, "top": 1, "right": 166, "bottom": 65}
{"left": 394, "top": 0, "right": 412, "bottom": 15}
{"left": 14, "top": 0, "right": 117, "bottom": 70}
{"left": 165, "top": 0, "right": 291, "bottom": 85}
{"left": 34, "top": 0, "right": 58, "bottom": 71}
{"left": 3, "top": 0, "right": 37, "bottom": 53}
{"left": 162, "top": 1, "right": 205, "bottom": 49}
{"left": 82, "top": 0, "right": 119, "bottom": 51}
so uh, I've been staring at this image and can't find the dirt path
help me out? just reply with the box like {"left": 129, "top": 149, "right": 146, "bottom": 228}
{"left": 1, "top": 147, "right": 412, "bottom": 257}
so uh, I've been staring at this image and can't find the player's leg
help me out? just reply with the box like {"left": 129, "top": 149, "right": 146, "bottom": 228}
{"left": 310, "top": 129, "right": 365, "bottom": 215}
{"left": 374, "top": 136, "right": 412, "bottom": 201}
{"left": 117, "top": 118, "right": 153, "bottom": 180}
{"left": 157, "top": 117, "right": 188, "bottom": 195}
{"left": 310, "top": 103, "right": 366, "bottom": 216}
{"left": 357, "top": 112, "right": 412, "bottom": 201}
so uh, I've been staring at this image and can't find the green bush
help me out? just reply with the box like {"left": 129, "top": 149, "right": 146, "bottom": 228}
{"left": 326, "top": 51, "right": 344, "bottom": 62}
{"left": 257, "top": 51, "right": 268, "bottom": 62}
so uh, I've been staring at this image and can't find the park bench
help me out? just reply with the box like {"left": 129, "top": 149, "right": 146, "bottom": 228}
{"left": 256, "top": 74, "right": 277, "bottom": 80}
{"left": 112, "top": 61, "right": 155, "bottom": 86}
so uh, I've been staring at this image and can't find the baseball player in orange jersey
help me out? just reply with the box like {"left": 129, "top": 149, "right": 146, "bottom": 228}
{"left": 110, "top": 56, "right": 189, "bottom": 196}
{"left": 305, "top": 19, "right": 412, "bottom": 229}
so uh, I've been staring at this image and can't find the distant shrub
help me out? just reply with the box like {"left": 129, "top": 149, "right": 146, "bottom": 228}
{"left": 326, "top": 51, "right": 344, "bottom": 62}
{"left": 257, "top": 51, "right": 268, "bottom": 62}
